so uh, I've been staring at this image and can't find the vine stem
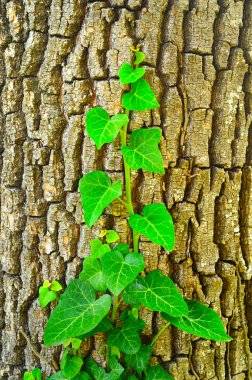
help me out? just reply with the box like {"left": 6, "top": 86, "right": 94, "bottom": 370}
{"left": 110, "top": 295, "right": 119, "bottom": 323}
{"left": 151, "top": 322, "right": 170, "bottom": 346}
{"left": 120, "top": 109, "right": 140, "bottom": 253}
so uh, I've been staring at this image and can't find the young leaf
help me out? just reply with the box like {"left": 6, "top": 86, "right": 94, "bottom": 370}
{"left": 62, "top": 355, "right": 83, "bottom": 379}
{"left": 106, "top": 230, "right": 120, "bottom": 244}
{"left": 129, "top": 204, "right": 175, "bottom": 251}
{"left": 90, "top": 239, "right": 111, "bottom": 259}
{"left": 125, "top": 344, "right": 152, "bottom": 374}
{"left": 71, "top": 338, "right": 82, "bottom": 350}
{"left": 145, "top": 365, "right": 173, "bottom": 379}
{"left": 102, "top": 248, "right": 144, "bottom": 296}
{"left": 31, "top": 369, "right": 42, "bottom": 380}
{"left": 119, "top": 63, "right": 145, "bottom": 84}
{"left": 134, "top": 51, "right": 145, "bottom": 65}
{"left": 43, "top": 280, "right": 51, "bottom": 288}
{"left": 121, "top": 129, "right": 164, "bottom": 174}
{"left": 107, "top": 317, "right": 145, "bottom": 354}
{"left": 80, "top": 257, "right": 107, "bottom": 291}
{"left": 86, "top": 108, "right": 128, "bottom": 149}
{"left": 122, "top": 78, "right": 159, "bottom": 111}
{"left": 39, "top": 287, "right": 57, "bottom": 307}
{"left": 44, "top": 279, "right": 111, "bottom": 346}
{"left": 79, "top": 171, "right": 122, "bottom": 228}
{"left": 161, "top": 299, "right": 232, "bottom": 342}
{"left": 125, "top": 270, "right": 188, "bottom": 317}
{"left": 51, "top": 281, "right": 62, "bottom": 292}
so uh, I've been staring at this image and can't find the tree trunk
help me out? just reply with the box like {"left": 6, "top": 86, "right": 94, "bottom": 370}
{"left": 0, "top": 0, "right": 252, "bottom": 379}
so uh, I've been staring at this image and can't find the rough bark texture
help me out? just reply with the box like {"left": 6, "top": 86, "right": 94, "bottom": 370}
{"left": 0, "top": 0, "right": 252, "bottom": 379}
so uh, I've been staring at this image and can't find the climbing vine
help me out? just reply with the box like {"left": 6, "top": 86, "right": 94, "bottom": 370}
{"left": 23, "top": 47, "right": 231, "bottom": 380}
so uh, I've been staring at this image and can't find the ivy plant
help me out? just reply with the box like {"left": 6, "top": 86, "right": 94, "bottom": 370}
{"left": 24, "top": 47, "right": 231, "bottom": 380}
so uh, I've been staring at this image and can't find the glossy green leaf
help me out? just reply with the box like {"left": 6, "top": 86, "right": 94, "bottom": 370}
{"left": 125, "top": 344, "right": 152, "bottom": 374}
{"left": 106, "top": 230, "right": 120, "bottom": 244}
{"left": 107, "top": 317, "right": 145, "bottom": 354}
{"left": 62, "top": 355, "right": 83, "bottom": 379}
{"left": 77, "top": 316, "right": 112, "bottom": 340}
{"left": 102, "top": 248, "right": 144, "bottom": 296}
{"left": 134, "top": 51, "right": 145, "bottom": 65}
{"left": 80, "top": 257, "right": 107, "bottom": 291}
{"left": 39, "top": 287, "right": 56, "bottom": 307}
{"left": 43, "top": 280, "right": 51, "bottom": 288}
{"left": 79, "top": 171, "right": 122, "bottom": 228}
{"left": 24, "top": 369, "right": 42, "bottom": 380}
{"left": 145, "top": 365, "right": 173, "bottom": 379}
{"left": 48, "top": 372, "right": 91, "bottom": 380}
{"left": 121, "top": 129, "right": 164, "bottom": 174}
{"left": 85, "top": 357, "right": 124, "bottom": 380}
{"left": 71, "top": 338, "right": 82, "bottom": 350}
{"left": 86, "top": 108, "right": 128, "bottom": 149}
{"left": 51, "top": 281, "right": 62, "bottom": 292}
{"left": 125, "top": 270, "right": 188, "bottom": 317}
{"left": 119, "top": 63, "right": 145, "bottom": 84}
{"left": 90, "top": 239, "right": 111, "bottom": 259}
{"left": 129, "top": 204, "right": 175, "bottom": 251}
{"left": 44, "top": 279, "right": 111, "bottom": 346}
{"left": 161, "top": 299, "right": 232, "bottom": 342}
{"left": 122, "top": 78, "right": 159, "bottom": 111}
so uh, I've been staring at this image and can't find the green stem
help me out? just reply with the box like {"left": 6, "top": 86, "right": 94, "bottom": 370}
{"left": 111, "top": 295, "right": 119, "bottom": 323}
{"left": 151, "top": 322, "right": 170, "bottom": 346}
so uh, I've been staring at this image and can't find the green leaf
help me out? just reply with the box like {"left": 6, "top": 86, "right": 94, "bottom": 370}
{"left": 80, "top": 257, "right": 107, "bottom": 291}
{"left": 102, "top": 248, "right": 144, "bottom": 296}
{"left": 86, "top": 108, "right": 128, "bottom": 149}
{"left": 161, "top": 299, "right": 232, "bottom": 342}
{"left": 122, "top": 78, "right": 159, "bottom": 111}
{"left": 31, "top": 369, "right": 42, "bottom": 380}
{"left": 51, "top": 281, "right": 62, "bottom": 292}
{"left": 44, "top": 279, "right": 111, "bottom": 346}
{"left": 43, "top": 280, "right": 51, "bottom": 288}
{"left": 129, "top": 204, "right": 175, "bottom": 251}
{"left": 125, "top": 270, "right": 188, "bottom": 317}
{"left": 145, "top": 365, "right": 173, "bottom": 379}
{"left": 47, "top": 372, "right": 67, "bottom": 380}
{"left": 125, "top": 344, "right": 152, "bottom": 374}
{"left": 121, "top": 129, "right": 164, "bottom": 174}
{"left": 73, "top": 373, "right": 91, "bottom": 380}
{"left": 77, "top": 316, "right": 112, "bottom": 340}
{"left": 79, "top": 171, "right": 122, "bottom": 228}
{"left": 119, "top": 63, "right": 145, "bottom": 84}
{"left": 90, "top": 239, "right": 111, "bottom": 259}
{"left": 39, "top": 287, "right": 56, "bottom": 307}
{"left": 134, "top": 51, "right": 145, "bottom": 65}
{"left": 108, "top": 356, "right": 124, "bottom": 379}
{"left": 107, "top": 317, "right": 145, "bottom": 354}
{"left": 62, "top": 355, "right": 83, "bottom": 379}
{"left": 106, "top": 230, "right": 120, "bottom": 244}
{"left": 85, "top": 358, "right": 124, "bottom": 380}
{"left": 71, "top": 338, "right": 82, "bottom": 350}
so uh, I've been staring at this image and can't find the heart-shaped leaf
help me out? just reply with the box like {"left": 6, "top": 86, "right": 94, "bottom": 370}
{"left": 48, "top": 372, "right": 90, "bottom": 380}
{"left": 119, "top": 63, "right": 145, "bottom": 84}
{"left": 86, "top": 108, "right": 128, "bottom": 149}
{"left": 78, "top": 316, "right": 112, "bottom": 340}
{"left": 90, "top": 239, "right": 111, "bottom": 258}
{"left": 129, "top": 203, "right": 175, "bottom": 251}
{"left": 102, "top": 248, "right": 144, "bottom": 296}
{"left": 44, "top": 279, "right": 111, "bottom": 346}
{"left": 161, "top": 299, "right": 232, "bottom": 342}
{"left": 79, "top": 171, "right": 122, "bottom": 228}
{"left": 80, "top": 257, "right": 107, "bottom": 291}
{"left": 85, "top": 357, "right": 124, "bottom": 380}
{"left": 121, "top": 128, "right": 164, "bottom": 174}
{"left": 125, "top": 270, "right": 188, "bottom": 317}
{"left": 62, "top": 355, "right": 83, "bottom": 379}
{"left": 107, "top": 317, "right": 145, "bottom": 354}
{"left": 146, "top": 365, "right": 173, "bottom": 379}
{"left": 106, "top": 230, "right": 120, "bottom": 243}
{"left": 134, "top": 51, "right": 145, "bottom": 65}
{"left": 39, "top": 287, "right": 57, "bottom": 307}
{"left": 125, "top": 344, "right": 152, "bottom": 374}
{"left": 122, "top": 78, "right": 159, "bottom": 111}
{"left": 51, "top": 281, "right": 62, "bottom": 292}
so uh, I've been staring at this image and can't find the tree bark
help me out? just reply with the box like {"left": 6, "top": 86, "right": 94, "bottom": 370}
{"left": 0, "top": 0, "right": 252, "bottom": 379}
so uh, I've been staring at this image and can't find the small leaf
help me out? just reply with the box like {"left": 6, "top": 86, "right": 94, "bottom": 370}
{"left": 107, "top": 317, "right": 145, "bottom": 354}
{"left": 62, "top": 355, "right": 83, "bottom": 379}
{"left": 119, "top": 63, "right": 145, "bottom": 84}
{"left": 129, "top": 204, "right": 175, "bottom": 251}
{"left": 145, "top": 365, "right": 173, "bottom": 379}
{"left": 161, "top": 299, "right": 232, "bottom": 342}
{"left": 121, "top": 128, "right": 164, "bottom": 174}
{"left": 43, "top": 280, "right": 51, "bottom": 288}
{"left": 125, "top": 344, "right": 152, "bottom": 374}
{"left": 80, "top": 257, "right": 107, "bottom": 291}
{"left": 31, "top": 369, "right": 42, "bottom": 380}
{"left": 106, "top": 230, "right": 120, "bottom": 244}
{"left": 111, "top": 346, "right": 121, "bottom": 359}
{"left": 122, "top": 78, "right": 159, "bottom": 111}
{"left": 39, "top": 287, "right": 57, "bottom": 307}
{"left": 90, "top": 239, "right": 111, "bottom": 259}
{"left": 99, "top": 230, "right": 107, "bottom": 238}
{"left": 71, "top": 338, "right": 82, "bottom": 350}
{"left": 102, "top": 248, "right": 144, "bottom": 296}
{"left": 86, "top": 108, "right": 128, "bottom": 149}
{"left": 51, "top": 281, "right": 62, "bottom": 292}
{"left": 125, "top": 270, "right": 188, "bottom": 317}
{"left": 44, "top": 279, "right": 111, "bottom": 346}
{"left": 134, "top": 51, "right": 145, "bottom": 65}
{"left": 79, "top": 171, "right": 122, "bottom": 228}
